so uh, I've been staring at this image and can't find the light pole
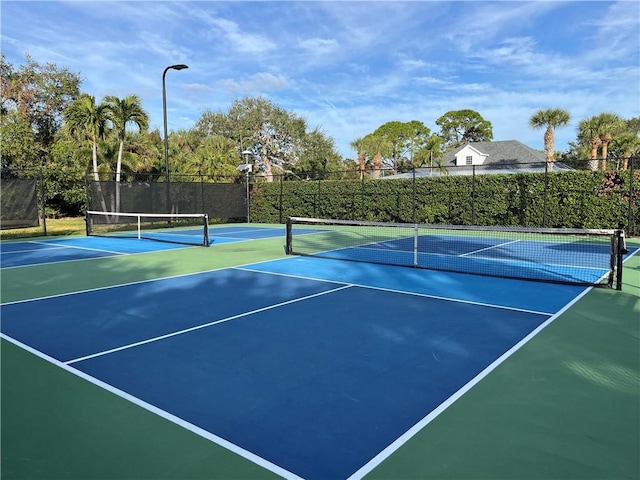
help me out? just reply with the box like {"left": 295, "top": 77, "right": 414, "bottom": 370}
{"left": 238, "top": 150, "right": 253, "bottom": 223}
{"left": 162, "top": 63, "right": 188, "bottom": 216}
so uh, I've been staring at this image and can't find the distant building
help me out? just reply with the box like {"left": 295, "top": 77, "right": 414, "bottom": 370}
{"left": 388, "top": 140, "right": 572, "bottom": 178}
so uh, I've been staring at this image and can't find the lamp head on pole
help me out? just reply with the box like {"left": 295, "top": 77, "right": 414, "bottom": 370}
{"left": 163, "top": 64, "right": 189, "bottom": 79}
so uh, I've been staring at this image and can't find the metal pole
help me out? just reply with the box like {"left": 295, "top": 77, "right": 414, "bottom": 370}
{"left": 629, "top": 157, "right": 636, "bottom": 235}
{"left": 240, "top": 150, "right": 253, "bottom": 223}
{"left": 162, "top": 64, "right": 188, "bottom": 218}
{"left": 246, "top": 170, "right": 250, "bottom": 223}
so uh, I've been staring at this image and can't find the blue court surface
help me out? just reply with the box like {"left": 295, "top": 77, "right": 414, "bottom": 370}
{"left": 0, "top": 226, "right": 294, "bottom": 268}
{"left": 1, "top": 247, "right": 591, "bottom": 479}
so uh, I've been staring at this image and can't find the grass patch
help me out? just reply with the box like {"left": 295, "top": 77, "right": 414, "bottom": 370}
{"left": 0, "top": 217, "right": 86, "bottom": 240}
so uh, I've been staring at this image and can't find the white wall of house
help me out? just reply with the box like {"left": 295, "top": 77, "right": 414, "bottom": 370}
{"left": 454, "top": 145, "right": 488, "bottom": 166}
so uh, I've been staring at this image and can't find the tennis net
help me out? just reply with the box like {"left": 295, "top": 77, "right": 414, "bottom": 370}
{"left": 86, "top": 211, "right": 209, "bottom": 247}
{"left": 285, "top": 217, "right": 627, "bottom": 288}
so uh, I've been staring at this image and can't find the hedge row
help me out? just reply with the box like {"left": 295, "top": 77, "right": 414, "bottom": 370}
{"left": 250, "top": 170, "right": 639, "bottom": 233}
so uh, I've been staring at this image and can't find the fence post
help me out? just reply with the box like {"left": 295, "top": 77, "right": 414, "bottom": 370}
{"left": 39, "top": 166, "right": 47, "bottom": 236}
{"left": 361, "top": 174, "right": 366, "bottom": 220}
{"left": 315, "top": 176, "right": 321, "bottom": 218}
{"left": 471, "top": 165, "right": 476, "bottom": 225}
{"left": 629, "top": 157, "right": 636, "bottom": 235}
{"left": 412, "top": 168, "right": 416, "bottom": 224}
{"left": 278, "top": 175, "right": 284, "bottom": 224}
{"left": 200, "top": 174, "right": 205, "bottom": 215}
{"left": 542, "top": 161, "right": 549, "bottom": 227}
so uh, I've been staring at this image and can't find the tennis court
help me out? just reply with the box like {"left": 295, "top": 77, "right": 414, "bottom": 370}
{"left": 2, "top": 222, "right": 639, "bottom": 479}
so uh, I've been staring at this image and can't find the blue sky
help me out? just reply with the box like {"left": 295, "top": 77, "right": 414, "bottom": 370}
{"left": 2, "top": 1, "right": 639, "bottom": 159}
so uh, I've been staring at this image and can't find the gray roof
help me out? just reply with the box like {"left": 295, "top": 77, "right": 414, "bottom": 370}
{"left": 444, "top": 140, "right": 546, "bottom": 165}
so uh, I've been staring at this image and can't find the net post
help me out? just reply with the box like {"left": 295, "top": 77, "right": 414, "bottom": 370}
{"left": 608, "top": 234, "right": 616, "bottom": 288}
{"left": 285, "top": 216, "right": 293, "bottom": 254}
{"left": 203, "top": 214, "right": 210, "bottom": 247}
{"left": 85, "top": 211, "right": 91, "bottom": 236}
{"left": 137, "top": 214, "right": 141, "bottom": 240}
{"left": 615, "top": 228, "right": 626, "bottom": 291}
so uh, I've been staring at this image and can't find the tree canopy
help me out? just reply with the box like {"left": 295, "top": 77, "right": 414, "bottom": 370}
{"left": 196, "top": 97, "right": 340, "bottom": 182}
{"left": 529, "top": 108, "right": 571, "bottom": 168}
{"left": 435, "top": 109, "right": 493, "bottom": 150}
{"left": 373, "top": 120, "right": 431, "bottom": 173}
{"left": 1, "top": 53, "right": 81, "bottom": 168}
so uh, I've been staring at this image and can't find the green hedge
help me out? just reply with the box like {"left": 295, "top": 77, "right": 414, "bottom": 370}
{"left": 250, "top": 170, "right": 639, "bottom": 233}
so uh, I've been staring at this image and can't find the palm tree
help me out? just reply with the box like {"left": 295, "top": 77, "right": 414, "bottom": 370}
{"left": 64, "top": 94, "right": 111, "bottom": 212}
{"left": 125, "top": 131, "right": 160, "bottom": 179}
{"left": 186, "top": 135, "right": 239, "bottom": 179}
{"left": 64, "top": 94, "right": 111, "bottom": 181}
{"left": 611, "top": 132, "right": 640, "bottom": 170}
{"left": 594, "top": 113, "right": 624, "bottom": 170}
{"left": 529, "top": 108, "right": 570, "bottom": 171}
{"left": 415, "top": 134, "right": 445, "bottom": 175}
{"left": 578, "top": 116, "right": 604, "bottom": 171}
{"left": 104, "top": 95, "right": 149, "bottom": 211}
{"left": 362, "top": 134, "right": 391, "bottom": 179}
{"left": 350, "top": 137, "right": 368, "bottom": 179}
{"left": 105, "top": 95, "right": 149, "bottom": 182}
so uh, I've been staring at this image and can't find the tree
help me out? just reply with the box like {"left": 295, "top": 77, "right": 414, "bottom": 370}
{"left": 578, "top": 116, "right": 604, "bottom": 171}
{"left": 125, "top": 130, "right": 162, "bottom": 180}
{"left": 529, "top": 108, "right": 570, "bottom": 170}
{"left": 610, "top": 131, "right": 640, "bottom": 170}
{"left": 104, "top": 95, "right": 149, "bottom": 211}
{"left": 104, "top": 95, "right": 149, "bottom": 183}
{"left": 0, "top": 111, "right": 40, "bottom": 169}
{"left": 1, "top": 53, "right": 80, "bottom": 166}
{"left": 350, "top": 137, "right": 368, "bottom": 179}
{"left": 1, "top": 53, "right": 81, "bottom": 174}
{"left": 414, "top": 134, "right": 445, "bottom": 174}
{"left": 594, "top": 113, "right": 625, "bottom": 170}
{"left": 64, "top": 94, "right": 111, "bottom": 181}
{"left": 435, "top": 109, "right": 493, "bottom": 150}
{"left": 64, "top": 94, "right": 111, "bottom": 212}
{"left": 295, "top": 128, "right": 344, "bottom": 178}
{"left": 185, "top": 135, "right": 239, "bottom": 179}
{"left": 373, "top": 120, "right": 431, "bottom": 173}
{"left": 361, "top": 134, "right": 392, "bottom": 179}
{"left": 195, "top": 97, "right": 309, "bottom": 182}
{"left": 577, "top": 113, "right": 625, "bottom": 171}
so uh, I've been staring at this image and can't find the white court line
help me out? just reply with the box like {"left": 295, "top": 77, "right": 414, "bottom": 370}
{"left": 210, "top": 226, "right": 282, "bottom": 236}
{"left": 345, "top": 284, "right": 594, "bottom": 480}
{"left": 1, "top": 245, "right": 70, "bottom": 255}
{"left": 0, "top": 249, "right": 131, "bottom": 271}
{"left": 459, "top": 239, "right": 521, "bottom": 257}
{"left": 64, "top": 284, "right": 353, "bottom": 365}
{"left": 0, "top": 333, "right": 303, "bottom": 480}
{"left": 236, "top": 266, "right": 555, "bottom": 316}
{"left": 30, "top": 240, "right": 131, "bottom": 255}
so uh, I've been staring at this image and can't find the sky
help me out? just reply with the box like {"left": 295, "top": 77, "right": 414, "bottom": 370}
{"left": 2, "top": 1, "right": 639, "bottom": 159}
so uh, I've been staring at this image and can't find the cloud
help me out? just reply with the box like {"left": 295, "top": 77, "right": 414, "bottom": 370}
{"left": 199, "top": 15, "right": 277, "bottom": 54}
{"left": 217, "top": 72, "right": 293, "bottom": 95}
{"left": 444, "top": 2, "right": 560, "bottom": 52}
{"left": 298, "top": 38, "right": 340, "bottom": 56}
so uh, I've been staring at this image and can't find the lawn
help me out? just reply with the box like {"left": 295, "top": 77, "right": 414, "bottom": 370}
{"left": 0, "top": 217, "right": 86, "bottom": 240}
